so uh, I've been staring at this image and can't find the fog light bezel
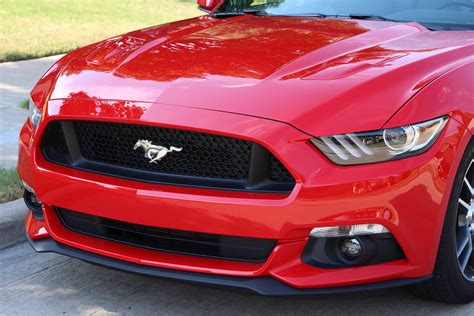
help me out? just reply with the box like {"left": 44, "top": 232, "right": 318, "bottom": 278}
{"left": 302, "top": 224, "right": 404, "bottom": 269}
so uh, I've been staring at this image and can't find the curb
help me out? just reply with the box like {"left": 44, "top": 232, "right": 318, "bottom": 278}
{"left": 0, "top": 198, "right": 27, "bottom": 249}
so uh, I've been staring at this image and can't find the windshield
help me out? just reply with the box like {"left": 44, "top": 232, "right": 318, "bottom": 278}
{"left": 215, "top": 0, "right": 474, "bottom": 30}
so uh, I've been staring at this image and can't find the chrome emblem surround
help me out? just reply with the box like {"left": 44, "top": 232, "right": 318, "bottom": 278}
{"left": 133, "top": 139, "right": 182, "bottom": 163}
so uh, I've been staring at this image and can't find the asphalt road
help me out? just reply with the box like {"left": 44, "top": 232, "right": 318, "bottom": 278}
{"left": 1, "top": 241, "right": 473, "bottom": 316}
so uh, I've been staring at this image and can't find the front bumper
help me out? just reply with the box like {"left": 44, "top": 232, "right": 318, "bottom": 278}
{"left": 19, "top": 98, "right": 472, "bottom": 291}
{"left": 26, "top": 235, "right": 431, "bottom": 296}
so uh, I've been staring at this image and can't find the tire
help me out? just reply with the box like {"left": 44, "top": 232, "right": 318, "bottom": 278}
{"left": 413, "top": 137, "right": 474, "bottom": 304}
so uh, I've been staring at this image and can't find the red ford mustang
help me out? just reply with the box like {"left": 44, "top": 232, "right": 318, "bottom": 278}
{"left": 19, "top": 0, "right": 473, "bottom": 303}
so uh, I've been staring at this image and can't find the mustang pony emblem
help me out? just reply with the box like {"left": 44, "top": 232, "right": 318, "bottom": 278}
{"left": 133, "top": 139, "right": 182, "bottom": 163}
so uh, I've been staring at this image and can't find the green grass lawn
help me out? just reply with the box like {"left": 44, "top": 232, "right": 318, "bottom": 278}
{"left": 0, "top": 168, "right": 22, "bottom": 204}
{"left": 0, "top": 0, "right": 202, "bottom": 62}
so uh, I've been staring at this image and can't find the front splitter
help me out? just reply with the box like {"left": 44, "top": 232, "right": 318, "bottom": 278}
{"left": 26, "top": 235, "right": 432, "bottom": 297}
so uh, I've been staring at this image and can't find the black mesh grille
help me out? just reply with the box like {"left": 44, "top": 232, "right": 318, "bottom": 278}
{"left": 74, "top": 121, "right": 252, "bottom": 180}
{"left": 41, "top": 121, "right": 295, "bottom": 193}
{"left": 56, "top": 207, "right": 276, "bottom": 262}
{"left": 269, "top": 156, "right": 294, "bottom": 183}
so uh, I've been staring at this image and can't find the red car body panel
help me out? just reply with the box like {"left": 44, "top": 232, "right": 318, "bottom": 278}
{"left": 21, "top": 15, "right": 473, "bottom": 290}
{"left": 30, "top": 16, "right": 473, "bottom": 136}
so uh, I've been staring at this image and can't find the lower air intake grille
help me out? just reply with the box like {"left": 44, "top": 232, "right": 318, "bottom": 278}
{"left": 41, "top": 121, "right": 295, "bottom": 193}
{"left": 56, "top": 207, "right": 276, "bottom": 262}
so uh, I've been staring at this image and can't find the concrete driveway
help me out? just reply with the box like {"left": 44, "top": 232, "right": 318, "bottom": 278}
{"left": 0, "top": 55, "right": 63, "bottom": 168}
{"left": 1, "top": 241, "right": 473, "bottom": 316}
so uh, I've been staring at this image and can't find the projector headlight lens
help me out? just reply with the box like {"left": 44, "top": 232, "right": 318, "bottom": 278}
{"left": 311, "top": 116, "right": 448, "bottom": 165}
{"left": 383, "top": 126, "right": 416, "bottom": 152}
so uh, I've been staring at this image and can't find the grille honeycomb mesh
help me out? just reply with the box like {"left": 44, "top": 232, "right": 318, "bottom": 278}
{"left": 73, "top": 121, "right": 253, "bottom": 180}
{"left": 41, "top": 120, "right": 295, "bottom": 191}
{"left": 269, "top": 155, "right": 294, "bottom": 183}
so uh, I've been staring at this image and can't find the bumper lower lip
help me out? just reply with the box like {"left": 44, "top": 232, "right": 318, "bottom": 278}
{"left": 26, "top": 234, "right": 431, "bottom": 297}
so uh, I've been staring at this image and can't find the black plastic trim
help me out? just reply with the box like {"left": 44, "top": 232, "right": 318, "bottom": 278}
{"left": 55, "top": 207, "right": 276, "bottom": 263}
{"left": 302, "top": 233, "right": 405, "bottom": 269}
{"left": 23, "top": 190, "right": 44, "bottom": 220}
{"left": 27, "top": 236, "right": 432, "bottom": 297}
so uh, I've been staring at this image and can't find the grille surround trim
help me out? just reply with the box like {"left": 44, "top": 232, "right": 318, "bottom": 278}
{"left": 41, "top": 120, "right": 295, "bottom": 193}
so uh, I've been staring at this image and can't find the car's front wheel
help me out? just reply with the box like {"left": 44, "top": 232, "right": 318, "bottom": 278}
{"left": 414, "top": 138, "right": 474, "bottom": 304}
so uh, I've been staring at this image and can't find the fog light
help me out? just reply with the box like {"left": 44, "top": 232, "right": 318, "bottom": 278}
{"left": 341, "top": 238, "right": 363, "bottom": 258}
{"left": 303, "top": 224, "right": 404, "bottom": 268}
{"left": 22, "top": 180, "right": 43, "bottom": 219}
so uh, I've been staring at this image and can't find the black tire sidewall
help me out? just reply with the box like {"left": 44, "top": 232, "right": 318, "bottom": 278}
{"left": 439, "top": 137, "right": 474, "bottom": 297}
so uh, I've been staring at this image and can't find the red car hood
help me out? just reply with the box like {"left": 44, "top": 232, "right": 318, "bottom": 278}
{"left": 43, "top": 16, "right": 473, "bottom": 136}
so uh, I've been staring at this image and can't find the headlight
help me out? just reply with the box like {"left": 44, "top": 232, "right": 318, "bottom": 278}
{"left": 29, "top": 98, "right": 42, "bottom": 129}
{"left": 311, "top": 116, "right": 448, "bottom": 165}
